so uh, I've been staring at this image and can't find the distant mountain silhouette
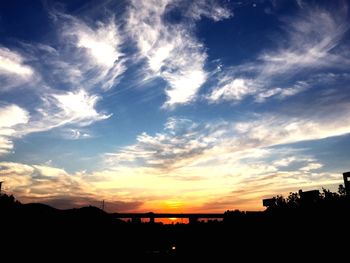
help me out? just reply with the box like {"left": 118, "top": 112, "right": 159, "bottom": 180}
{"left": 22, "top": 202, "right": 59, "bottom": 213}
{"left": 1, "top": 194, "right": 123, "bottom": 227}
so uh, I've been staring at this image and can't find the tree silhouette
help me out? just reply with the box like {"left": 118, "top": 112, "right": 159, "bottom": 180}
{"left": 338, "top": 184, "right": 346, "bottom": 196}
{"left": 286, "top": 192, "right": 300, "bottom": 208}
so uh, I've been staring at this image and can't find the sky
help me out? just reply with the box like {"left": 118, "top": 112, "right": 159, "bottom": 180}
{"left": 0, "top": 0, "right": 350, "bottom": 213}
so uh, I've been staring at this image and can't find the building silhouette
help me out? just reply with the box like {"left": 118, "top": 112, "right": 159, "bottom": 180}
{"left": 298, "top": 189, "right": 320, "bottom": 203}
{"left": 343, "top": 172, "right": 350, "bottom": 195}
{"left": 262, "top": 197, "right": 276, "bottom": 207}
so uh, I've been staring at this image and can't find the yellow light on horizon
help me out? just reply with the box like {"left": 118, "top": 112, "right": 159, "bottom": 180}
{"left": 165, "top": 200, "right": 183, "bottom": 210}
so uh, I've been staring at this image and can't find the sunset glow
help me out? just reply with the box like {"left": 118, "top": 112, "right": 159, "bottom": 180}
{"left": 0, "top": 0, "right": 349, "bottom": 213}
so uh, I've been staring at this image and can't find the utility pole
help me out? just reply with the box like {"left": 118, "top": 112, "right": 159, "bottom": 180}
{"left": 102, "top": 200, "right": 105, "bottom": 211}
{"left": 0, "top": 181, "right": 3, "bottom": 195}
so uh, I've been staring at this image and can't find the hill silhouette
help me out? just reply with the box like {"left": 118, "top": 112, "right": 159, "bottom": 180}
{"left": 1, "top": 181, "right": 350, "bottom": 260}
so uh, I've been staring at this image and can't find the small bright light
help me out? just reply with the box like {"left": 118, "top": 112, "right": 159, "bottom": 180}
{"left": 171, "top": 246, "right": 176, "bottom": 250}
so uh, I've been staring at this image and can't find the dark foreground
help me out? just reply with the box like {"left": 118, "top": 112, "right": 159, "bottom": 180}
{"left": 1, "top": 194, "right": 350, "bottom": 260}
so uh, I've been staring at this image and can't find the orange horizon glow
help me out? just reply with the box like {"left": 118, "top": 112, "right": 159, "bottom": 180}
{"left": 2, "top": 162, "right": 343, "bottom": 215}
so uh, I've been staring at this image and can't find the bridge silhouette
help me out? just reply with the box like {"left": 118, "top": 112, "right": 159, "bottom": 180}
{"left": 112, "top": 213, "right": 225, "bottom": 223}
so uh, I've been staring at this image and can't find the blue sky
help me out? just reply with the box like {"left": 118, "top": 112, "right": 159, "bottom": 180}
{"left": 0, "top": 0, "right": 350, "bottom": 212}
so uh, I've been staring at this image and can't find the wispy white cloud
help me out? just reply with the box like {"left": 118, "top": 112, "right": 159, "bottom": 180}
{"left": 73, "top": 23, "right": 121, "bottom": 68}
{"left": 207, "top": 78, "right": 256, "bottom": 103}
{"left": 186, "top": 0, "right": 232, "bottom": 21}
{"left": 0, "top": 104, "right": 29, "bottom": 131}
{"left": 51, "top": 89, "right": 110, "bottom": 126}
{"left": 21, "top": 15, "right": 120, "bottom": 134}
{"left": 105, "top": 117, "right": 218, "bottom": 169}
{"left": 0, "top": 90, "right": 109, "bottom": 155}
{"left": 0, "top": 47, "right": 34, "bottom": 89}
{"left": 300, "top": 162, "right": 323, "bottom": 172}
{"left": 62, "top": 16, "right": 126, "bottom": 90}
{"left": 207, "top": 75, "right": 308, "bottom": 103}
{"left": 105, "top": 100, "right": 350, "bottom": 172}
{"left": 0, "top": 104, "right": 29, "bottom": 155}
{"left": 258, "top": 7, "right": 349, "bottom": 78}
{"left": 17, "top": 13, "right": 126, "bottom": 91}
{"left": 255, "top": 81, "right": 308, "bottom": 102}
{"left": 0, "top": 47, "right": 33, "bottom": 77}
{"left": 59, "top": 128, "right": 92, "bottom": 140}
{"left": 233, "top": 113, "right": 350, "bottom": 149}
{"left": 208, "top": 5, "right": 349, "bottom": 104}
{"left": 0, "top": 14, "right": 118, "bottom": 148}
{"left": 126, "top": 0, "right": 230, "bottom": 107}
{"left": 25, "top": 89, "right": 110, "bottom": 133}
{"left": 273, "top": 157, "right": 296, "bottom": 167}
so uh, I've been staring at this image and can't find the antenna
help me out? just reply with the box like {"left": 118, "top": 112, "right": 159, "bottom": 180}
{"left": 102, "top": 200, "right": 105, "bottom": 211}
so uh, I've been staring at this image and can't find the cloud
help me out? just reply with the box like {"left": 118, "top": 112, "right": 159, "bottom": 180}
{"left": 59, "top": 128, "right": 92, "bottom": 140}
{"left": 207, "top": 5, "right": 349, "bottom": 104}
{"left": 208, "top": 74, "right": 309, "bottom": 104}
{"left": 0, "top": 90, "right": 109, "bottom": 155}
{"left": 2, "top": 98, "right": 348, "bottom": 211}
{"left": 0, "top": 161, "right": 143, "bottom": 212}
{"left": 0, "top": 47, "right": 34, "bottom": 89}
{"left": 195, "top": 149, "right": 340, "bottom": 211}
{"left": 16, "top": 13, "right": 126, "bottom": 92}
{"left": 0, "top": 47, "right": 33, "bottom": 77}
{"left": 61, "top": 16, "right": 126, "bottom": 90}
{"left": 1, "top": 1, "right": 349, "bottom": 212}
{"left": 0, "top": 162, "right": 34, "bottom": 195}
{"left": 258, "top": 7, "right": 349, "bottom": 78}
{"left": 0, "top": 104, "right": 29, "bottom": 155}
{"left": 0, "top": 104, "right": 29, "bottom": 130}
{"left": 233, "top": 111, "right": 350, "bottom": 148}
{"left": 105, "top": 117, "right": 218, "bottom": 170}
{"left": 23, "top": 89, "right": 111, "bottom": 133}
{"left": 0, "top": 11, "right": 120, "bottom": 153}
{"left": 51, "top": 89, "right": 111, "bottom": 126}
{"left": 72, "top": 23, "right": 122, "bottom": 68}
{"left": 273, "top": 157, "right": 296, "bottom": 167}
{"left": 106, "top": 99, "right": 350, "bottom": 172}
{"left": 201, "top": 172, "right": 340, "bottom": 211}
{"left": 101, "top": 98, "right": 350, "bottom": 211}
{"left": 300, "top": 162, "right": 323, "bottom": 172}
{"left": 186, "top": 0, "right": 232, "bottom": 21}
{"left": 126, "top": 0, "right": 230, "bottom": 107}
{"left": 255, "top": 81, "right": 308, "bottom": 102}
{"left": 207, "top": 78, "right": 256, "bottom": 103}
